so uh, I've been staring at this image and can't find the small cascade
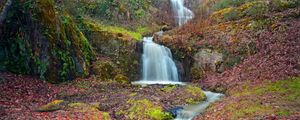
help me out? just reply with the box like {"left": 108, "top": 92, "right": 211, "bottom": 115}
{"left": 134, "top": 37, "right": 180, "bottom": 85}
{"left": 170, "top": 0, "right": 194, "bottom": 26}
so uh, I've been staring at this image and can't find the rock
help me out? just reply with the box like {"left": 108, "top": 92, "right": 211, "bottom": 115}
{"left": 166, "top": 106, "right": 184, "bottom": 118}
{"left": 193, "top": 49, "right": 224, "bottom": 73}
{"left": 161, "top": 25, "right": 172, "bottom": 32}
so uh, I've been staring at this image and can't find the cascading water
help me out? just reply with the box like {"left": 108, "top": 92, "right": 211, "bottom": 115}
{"left": 133, "top": 37, "right": 183, "bottom": 85}
{"left": 170, "top": 0, "right": 194, "bottom": 26}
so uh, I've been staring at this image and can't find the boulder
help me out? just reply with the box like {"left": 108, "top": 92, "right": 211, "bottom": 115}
{"left": 193, "top": 49, "right": 224, "bottom": 73}
{"left": 166, "top": 106, "right": 184, "bottom": 118}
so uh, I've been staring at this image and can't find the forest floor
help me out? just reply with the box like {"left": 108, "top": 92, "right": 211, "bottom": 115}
{"left": 1, "top": 71, "right": 299, "bottom": 120}
{"left": 0, "top": 72, "right": 206, "bottom": 120}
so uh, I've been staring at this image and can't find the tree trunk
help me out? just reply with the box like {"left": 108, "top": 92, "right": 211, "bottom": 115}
{"left": 0, "top": 0, "right": 12, "bottom": 26}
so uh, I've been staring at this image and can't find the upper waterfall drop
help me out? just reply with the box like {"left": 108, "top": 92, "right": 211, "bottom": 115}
{"left": 170, "top": 0, "right": 194, "bottom": 26}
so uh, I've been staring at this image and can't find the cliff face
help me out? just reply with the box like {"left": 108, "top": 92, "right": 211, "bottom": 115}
{"left": 0, "top": 0, "right": 94, "bottom": 83}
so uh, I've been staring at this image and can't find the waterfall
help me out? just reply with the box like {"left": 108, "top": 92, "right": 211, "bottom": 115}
{"left": 170, "top": 0, "right": 194, "bottom": 26}
{"left": 133, "top": 0, "right": 194, "bottom": 85}
{"left": 133, "top": 37, "right": 183, "bottom": 85}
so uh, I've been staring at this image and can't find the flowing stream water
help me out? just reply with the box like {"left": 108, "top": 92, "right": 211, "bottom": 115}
{"left": 175, "top": 91, "right": 224, "bottom": 120}
{"left": 133, "top": 0, "right": 224, "bottom": 119}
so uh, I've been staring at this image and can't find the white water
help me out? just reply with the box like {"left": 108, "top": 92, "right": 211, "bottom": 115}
{"left": 170, "top": 0, "right": 194, "bottom": 26}
{"left": 175, "top": 91, "right": 224, "bottom": 120}
{"left": 137, "top": 37, "right": 179, "bottom": 83}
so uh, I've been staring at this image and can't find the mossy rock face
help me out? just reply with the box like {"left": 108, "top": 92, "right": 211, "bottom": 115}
{"left": 123, "top": 99, "right": 173, "bottom": 120}
{"left": 80, "top": 20, "right": 140, "bottom": 81}
{"left": 0, "top": 0, "right": 95, "bottom": 83}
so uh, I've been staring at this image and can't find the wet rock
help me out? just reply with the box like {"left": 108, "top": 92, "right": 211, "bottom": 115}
{"left": 166, "top": 106, "right": 184, "bottom": 118}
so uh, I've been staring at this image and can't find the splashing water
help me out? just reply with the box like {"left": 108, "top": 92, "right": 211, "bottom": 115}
{"left": 170, "top": 0, "right": 194, "bottom": 26}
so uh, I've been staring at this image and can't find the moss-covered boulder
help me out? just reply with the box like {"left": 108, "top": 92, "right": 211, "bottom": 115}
{"left": 183, "top": 85, "right": 206, "bottom": 104}
{"left": 123, "top": 99, "right": 173, "bottom": 120}
{"left": 193, "top": 49, "right": 224, "bottom": 73}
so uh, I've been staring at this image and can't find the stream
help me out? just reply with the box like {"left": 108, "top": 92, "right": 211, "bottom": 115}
{"left": 175, "top": 91, "right": 224, "bottom": 120}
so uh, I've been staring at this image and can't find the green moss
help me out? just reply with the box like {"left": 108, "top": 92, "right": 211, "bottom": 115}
{"left": 226, "top": 77, "right": 300, "bottom": 118}
{"left": 234, "top": 77, "right": 300, "bottom": 102}
{"left": 220, "top": 100, "right": 274, "bottom": 119}
{"left": 129, "top": 92, "right": 137, "bottom": 97}
{"left": 161, "top": 85, "right": 176, "bottom": 93}
{"left": 136, "top": 26, "right": 152, "bottom": 35}
{"left": 276, "top": 109, "right": 290, "bottom": 116}
{"left": 184, "top": 85, "right": 206, "bottom": 104}
{"left": 125, "top": 99, "right": 173, "bottom": 120}
{"left": 185, "top": 85, "right": 205, "bottom": 97}
{"left": 114, "top": 74, "right": 130, "bottom": 84}
{"left": 81, "top": 19, "right": 142, "bottom": 41}
{"left": 101, "top": 25, "right": 142, "bottom": 40}
{"left": 102, "top": 112, "right": 111, "bottom": 120}
{"left": 36, "top": 100, "right": 65, "bottom": 112}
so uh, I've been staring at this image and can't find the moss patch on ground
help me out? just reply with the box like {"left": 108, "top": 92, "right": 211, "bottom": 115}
{"left": 124, "top": 99, "right": 173, "bottom": 120}
{"left": 197, "top": 77, "right": 300, "bottom": 119}
{"left": 184, "top": 85, "right": 206, "bottom": 104}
